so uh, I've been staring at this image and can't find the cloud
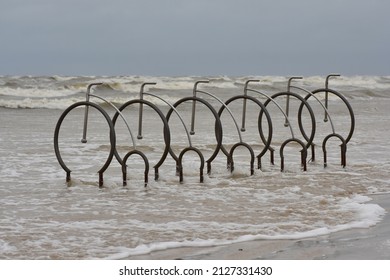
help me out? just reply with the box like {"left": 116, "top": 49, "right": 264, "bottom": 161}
{"left": 1, "top": 0, "right": 389, "bottom": 75}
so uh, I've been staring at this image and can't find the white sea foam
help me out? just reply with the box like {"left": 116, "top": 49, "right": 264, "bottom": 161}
{"left": 0, "top": 86, "right": 76, "bottom": 98}
{"left": 104, "top": 194, "right": 385, "bottom": 259}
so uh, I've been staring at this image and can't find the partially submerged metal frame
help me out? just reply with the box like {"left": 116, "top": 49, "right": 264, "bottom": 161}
{"left": 54, "top": 75, "right": 355, "bottom": 186}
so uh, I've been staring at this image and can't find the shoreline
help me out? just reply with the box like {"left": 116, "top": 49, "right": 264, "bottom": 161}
{"left": 125, "top": 193, "right": 390, "bottom": 260}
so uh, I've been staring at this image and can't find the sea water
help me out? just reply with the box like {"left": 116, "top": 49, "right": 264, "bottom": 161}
{"left": 0, "top": 75, "right": 389, "bottom": 259}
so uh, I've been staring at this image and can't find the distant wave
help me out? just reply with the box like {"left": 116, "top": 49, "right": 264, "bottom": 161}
{"left": 1, "top": 75, "right": 389, "bottom": 109}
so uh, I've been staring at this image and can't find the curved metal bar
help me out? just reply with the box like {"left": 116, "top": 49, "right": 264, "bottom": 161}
{"left": 310, "top": 88, "right": 355, "bottom": 144}
{"left": 290, "top": 85, "right": 336, "bottom": 134}
{"left": 89, "top": 93, "right": 136, "bottom": 151}
{"left": 228, "top": 142, "right": 255, "bottom": 175}
{"left": 112, "top": 99, "right": 171, "bottom": 181}
{"left": 218, "top": 95, "right": 273, "bottom": 170}
{"left": 245, "top": 87, "right": 295, "bottom": 139}
{"left": 196, "top": 89, "right": 243, "bottom": 143}
{"left": 80, "top": 83, "right": 136, "bottom": 151}
{"left": 55, "top": 78, "right": 354, "bottom": 184}
{"left": 166, "top": 96, "right": 223, "bottom": 174}
{"left": 280, "top": 138, "right": 308, "bottom": 172}
{"left": 122, "top": 150, "right": 150, "bottom": 187}
{"left": 143, "top": 92, "right": 192, "bottom": 147}
{"left": 259, "top": 91, "right": 316, "bottom": 149}
{"left": 296, "top": 82, "right": 352, "bottom": 164}
{"left": 178, "top": 147, "right": 205, "bottom": 183}
{"left": 190, "top": 81, "right": 243, "bottom": 143}
{"left": 322, "top": 133, "right": 347, "bottom": 168}
{"left": 54, "top": 101, "right": 116, "bottom": 187}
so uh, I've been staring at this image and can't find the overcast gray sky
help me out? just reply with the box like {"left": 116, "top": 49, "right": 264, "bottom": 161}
{"left": 1, "top": 0, "right": 389, "bottom": 76}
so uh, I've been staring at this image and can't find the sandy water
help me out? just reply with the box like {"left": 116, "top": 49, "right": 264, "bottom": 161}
{"left": 0, "top": 76, "right": 389, "bottom": 259}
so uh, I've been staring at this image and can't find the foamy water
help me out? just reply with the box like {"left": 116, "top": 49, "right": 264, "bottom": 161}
{"left": 0, "top": 75, "right": 389, "bottom": 259}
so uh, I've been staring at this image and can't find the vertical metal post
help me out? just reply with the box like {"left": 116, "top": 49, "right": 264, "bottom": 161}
{"left": 190, "top": 85, "right": 196, "bottom": 135}
{"left": 285, "top": 77, "right": 302, "bottom": 127}
{"left": 242, "top": 80, "right": 260, "bottom": 132}
{"left": 98, "top": 172, "right": 103, "bottom": 187}
{"left": 284, "top": 95, "right": 290, "bottom": 127}
{"left": 241, "top": 97, "right": 247, "bottom": 132}
{"left": 324, "top": 74, "right": 340, "bottom": 122}
{"left": 82, "top": 83, "right": 103, "bottom": 143}
{"left": 138, "top": 85, "right": 145, "bottom": 140}
{"left": 81, "top": 97, "right": 90, "bottom": 143}
{"left": 190, "top": 80, "right": 209, "bottom": 135}
{"left": 138, "top": 83, "right": 157, "bottom": 140}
